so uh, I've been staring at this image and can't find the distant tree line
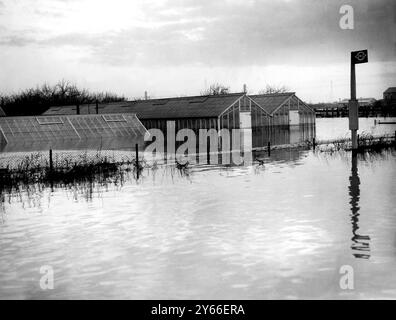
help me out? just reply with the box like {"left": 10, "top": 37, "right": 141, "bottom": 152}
{"left": 0, "top": 80, "right": 126, "bottom": 116}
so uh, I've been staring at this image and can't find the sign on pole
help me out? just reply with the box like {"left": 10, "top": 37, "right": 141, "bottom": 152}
{"left": 351, "top": 50, "right": 368, "bottom": 64}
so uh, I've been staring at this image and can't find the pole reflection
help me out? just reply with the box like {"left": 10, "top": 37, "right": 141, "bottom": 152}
{"left": 348, "top": 153, "right": 371, "bottom": 259}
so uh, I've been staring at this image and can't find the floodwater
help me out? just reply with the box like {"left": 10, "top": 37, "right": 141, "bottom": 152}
{"left": 316, "top": 117, "right": 396, "bottom": 141}
{"left": 0, "top": 117, "right": 395, "bottom": 299}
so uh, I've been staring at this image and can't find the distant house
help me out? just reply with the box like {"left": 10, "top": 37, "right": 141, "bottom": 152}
{"left": 0, "top": 106, "right": 5, "bottom": 117}
{"left": 384, "top": 87, "right": 396, "bottom": 106}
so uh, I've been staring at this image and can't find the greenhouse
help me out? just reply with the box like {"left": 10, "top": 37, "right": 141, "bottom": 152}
{"left": 43, "top": 92, "right": 316, "bottom": 149}
{"left": 44, "top": 93, "right": 271, "bottom": 130}
{"left": 249, "top": 93, "right": 315, "bottom": 125}
{"left": 0, "top": 114, "right": 147, "bottom": 152}
{"left": 249, "top": 93, "right": 316, "bottom": 146}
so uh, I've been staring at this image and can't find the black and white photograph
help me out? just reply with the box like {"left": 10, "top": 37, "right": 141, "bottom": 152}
{"left": 0, "top": 0, "right": 395, "bottom": 305}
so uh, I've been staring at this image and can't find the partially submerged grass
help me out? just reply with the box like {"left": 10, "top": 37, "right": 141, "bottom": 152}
{"left": 356, "top": 133, "right": 394, "bottom": 152}
{"left": 0, "top": 150, "right": 145, "bottom": 194}
{"left": 316, "top": 132, "right": 395, "bottom": 153}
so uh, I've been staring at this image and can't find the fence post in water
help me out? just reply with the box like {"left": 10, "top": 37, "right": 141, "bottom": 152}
{"left": 312, "top": 138, "right": 316, "bottom": 150}
{"left": 49, "top": 149, "right": 53, "bottom": 173}
{"left": 135, "top": 144, "right": 139, "bottom": 167}
{"left": 267, "top": 141, "right": 271, "bottom": 157}
{"left": 207, "top": 141, "right": 210, "bottom": 164}
{"left": 135, "top": 143, "right": 139, "bottom": 179}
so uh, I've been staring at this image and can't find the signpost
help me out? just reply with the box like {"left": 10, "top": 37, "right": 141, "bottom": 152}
{"left": 349, "top": 49, "right": 368, "bottom": 151}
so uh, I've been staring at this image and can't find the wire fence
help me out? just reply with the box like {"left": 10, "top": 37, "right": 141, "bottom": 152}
{"left": 0, "top": 148, "right": 140, "bottom": 170}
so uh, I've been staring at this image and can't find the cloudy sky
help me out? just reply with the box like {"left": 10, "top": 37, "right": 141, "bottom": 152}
{"left": 0, "top": 0, "right": 395, "bottom": 102}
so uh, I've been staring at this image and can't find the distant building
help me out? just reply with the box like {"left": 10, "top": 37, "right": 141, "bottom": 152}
{"left": 340, "top": 97, "right": 376, "bottom": 107}
{"left": 384, "top": 87, "right": 396, "bottom": 106}
{"left": 310, "top": 102, "right": 346, "bottom": 117}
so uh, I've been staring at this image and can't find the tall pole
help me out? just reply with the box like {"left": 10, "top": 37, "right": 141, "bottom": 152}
{"left": 350, "top": 61, "right": 356, "bottom": 100}
{"left": 349, "top": 49, "right": 368, "bottom": 152}
{"left": 349, "top": 54, "right": 359, "bottom": 151}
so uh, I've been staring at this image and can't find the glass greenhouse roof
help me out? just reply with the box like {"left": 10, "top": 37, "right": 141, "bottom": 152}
{"left": 0, "top": 114, "right": 147, "bottom": 152}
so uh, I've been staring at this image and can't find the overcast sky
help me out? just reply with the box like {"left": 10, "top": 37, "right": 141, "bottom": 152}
{"left": 0, "top": 0, "right": 395, "bottom": 102}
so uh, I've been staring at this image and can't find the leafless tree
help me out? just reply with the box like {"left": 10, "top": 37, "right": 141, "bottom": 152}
{"left": 259, "top": 85, "right": 290, "bottom": 94}
{"left": 1, "top": 80, "right": 126, "bottom": 116}
{"left": 201, "top": 83, "right": 230, "bottom": 96}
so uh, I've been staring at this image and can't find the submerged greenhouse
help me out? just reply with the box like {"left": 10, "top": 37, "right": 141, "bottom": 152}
{"left": 0, "top": 114, "right": 147, "bottom": 152}
{"left": 249, "top": 93, "right": 316, "bottom": 146}
{"left": 43, "top": 92, "right": 316, "bottom": 149}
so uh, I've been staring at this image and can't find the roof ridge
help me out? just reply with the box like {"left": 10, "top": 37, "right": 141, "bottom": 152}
{"left": 129, "top": 92, "right": 246, "bottom": 103}
{"left": 249, "top": 92, "right": 295, "bottom": 96}
{"left": 0, "top": 113, "right": 138, "bottom": 120}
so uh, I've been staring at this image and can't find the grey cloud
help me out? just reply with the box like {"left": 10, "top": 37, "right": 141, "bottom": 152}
{"left": 1, "top": 0, "right": 394, "bottom": 67}
{"left": 0, "top": 34, "right": 37, "bottom": 46}
{"left": 85, "top": 0, "right": 395, "bottom": 67}
{"left": 34, "top": 8, "right": 65, "bottom": 18}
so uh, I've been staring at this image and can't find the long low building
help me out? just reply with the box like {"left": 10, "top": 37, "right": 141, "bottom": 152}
{"left": 0, "top": 113, "right": 147, "bottom": 152}
{"left": 43, "top": 92, "right": 316, "bottom": 148}
{"left": 43, "top": 92, "right": 315, "bottom": 128}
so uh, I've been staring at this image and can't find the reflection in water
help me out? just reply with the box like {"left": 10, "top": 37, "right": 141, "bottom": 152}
{"left": 253, "top": 123, "right": 315, "bottom": 148}
{"left": 348, "top": 154, "right": 371, "bottom": 259}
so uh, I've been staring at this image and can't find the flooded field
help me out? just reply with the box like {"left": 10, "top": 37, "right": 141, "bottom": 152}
{"left": 316, "top": 117, "right": 396, "bottom": 141}
{"left": 0, "top": 117, "right": 395, "bottom": 299}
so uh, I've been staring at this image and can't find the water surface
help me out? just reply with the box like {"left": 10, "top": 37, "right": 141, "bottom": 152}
{"left": 0, "top": 118, "right": 395, "bottom": 299}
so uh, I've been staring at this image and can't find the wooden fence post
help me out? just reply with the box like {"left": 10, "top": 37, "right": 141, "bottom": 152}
{"left": 135, "top": 144, "right": 139, "bottom": 167}
{"left": 49, "top": 149, "right": 53, "bottom": 172}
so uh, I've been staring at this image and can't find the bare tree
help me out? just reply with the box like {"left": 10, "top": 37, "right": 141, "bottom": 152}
{"left": 259, "top": 85, "right": 290, "bottom": 94}
{"left": 0, "top": 80, "right": 126, "bottom": 116}
{"left": 201, "top": 83, "right": 230, "bottom": 96}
